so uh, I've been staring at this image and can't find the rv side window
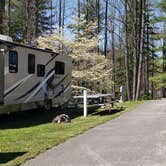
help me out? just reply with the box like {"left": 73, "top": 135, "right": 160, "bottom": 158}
{"left": 28, "top": 54, "right": 35, "bottom": 74}
{"left": 55, "top": 61, "right": 65, "bottom": 75}
{"left": 9, "top": 51, "right": 18, "bottom": 73}
{"left": 37, "top": 64, "right": 45, "bottom": 77}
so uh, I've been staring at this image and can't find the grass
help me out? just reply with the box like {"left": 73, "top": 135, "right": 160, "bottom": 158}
{"left": 0, "top": 101, "right": 144, "bottom": 166}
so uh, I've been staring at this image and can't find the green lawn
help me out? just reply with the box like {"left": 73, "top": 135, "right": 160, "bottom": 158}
{"left": 0, "top": 101, "right": 144, "bottom": 166}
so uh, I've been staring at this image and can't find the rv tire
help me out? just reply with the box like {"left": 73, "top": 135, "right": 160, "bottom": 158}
{"left": 44, "top": 100, "right": 52, "bottom": 111}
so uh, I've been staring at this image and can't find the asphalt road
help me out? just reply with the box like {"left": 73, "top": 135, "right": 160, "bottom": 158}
{"left": 23, "top": 100, "right": 166, "bottom": 166}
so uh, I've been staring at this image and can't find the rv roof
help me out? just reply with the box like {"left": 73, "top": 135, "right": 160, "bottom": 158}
{"left": 0, "top": 39, "right": 58, "bottom": 55}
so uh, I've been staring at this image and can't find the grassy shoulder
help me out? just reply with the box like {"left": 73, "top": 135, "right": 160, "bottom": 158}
{"left": 0, "top": 101, "right": 144, "bottom": 166}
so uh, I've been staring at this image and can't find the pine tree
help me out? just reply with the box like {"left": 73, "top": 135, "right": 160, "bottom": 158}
{"left": 4, "top": 0, "right": 55, "bottom": 43}
{"left": 34, "top": 0, "right": 54, "bottom": 38}
{"left": 152, "top": 0, "right": 166, "bottom": 97}
{"left": 5, "top": 0, "right": 26, "bottom": 42}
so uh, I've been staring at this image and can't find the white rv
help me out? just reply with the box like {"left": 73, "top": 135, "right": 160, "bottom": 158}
{"left": 0, "top": 35, "right": 72, "bottom": 114}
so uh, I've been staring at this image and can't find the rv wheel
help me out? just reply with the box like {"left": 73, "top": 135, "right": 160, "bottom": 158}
{"left": 44, "top": 100, "right": 52, "bottom": 111}
{"left": 60, "top": 102, "right": 68, "bottom": 110}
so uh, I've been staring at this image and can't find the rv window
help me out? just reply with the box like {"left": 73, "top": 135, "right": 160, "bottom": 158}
{"left": 28, "top": 54, "right": 35, "bottom": 74}
{"left": 9, "top": 51, "right": 18, "bottom": 73}
{"left": 55, "top": 61, "right": 65, "bottom": 75}
{"left": 37, "top": 64, "right": 45, "bottom": 77}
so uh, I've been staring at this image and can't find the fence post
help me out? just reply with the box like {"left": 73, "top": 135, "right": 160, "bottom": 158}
{"left": 83, "top": 90, "right": 87, "bottom": 117}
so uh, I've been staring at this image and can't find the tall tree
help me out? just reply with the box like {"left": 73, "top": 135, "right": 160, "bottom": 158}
{"left": 96, "top": 0, "right": 100, "bottom": 53}
{"left": 135, "top": 0, "right": 146, "bottom": 100}
{"left": 124, "top": 0, "right": 131, "bottom": 100}
{"left": 132, "top": 0, "right": 138, "bottom": 101}
{"left": 77, "top": 0, "right": 81, "bottom": 36}
{"left": 62, "top": 0, "right": 66, "bottom": 36}
{"left": 34, "top": 0, "right": 54, "bottom": 37}
{"left": 8, "top": 0, "right": 11, "bottom": 36}
{"left": 59, "top": 0, "right": 62, "bottom": 36}
{"left": 104, "top": 0, "right": 108, "bottom": 57}
{"left": 0, "top": 0, "right": 5, "bottom": 34}
{"left": 110, "top": 0, "right": 116, "bottom": 97}
{"left": 50, "top": 0, "right": 53, "bottom": 34}
{"left": 162, "top": 23, "right": 166, "bottom": 97}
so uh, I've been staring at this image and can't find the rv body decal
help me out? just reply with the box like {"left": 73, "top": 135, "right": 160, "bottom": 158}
{"left": 4, "top": 54, "right": 58, "bottom": 100}
{"left": 4, "top": 74, "right": 32, "bottom": 97}
{"left": 24, "top": 70, "right": 55, "bottom": 103}
{"left": 15, "top": 82, "right": 40, "bottom": 101}
{"left": 15, "top": 72, "right": 69, "bottom": 102}
{"left": 53, "top": 82, "right": 71, "bottom": 99}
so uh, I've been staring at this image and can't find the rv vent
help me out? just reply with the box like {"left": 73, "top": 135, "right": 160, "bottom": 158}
{"left": 0, "top": 34, "right": 13, "bottom": 42}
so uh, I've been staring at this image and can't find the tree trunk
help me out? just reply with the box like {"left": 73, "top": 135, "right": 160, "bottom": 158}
{"left": 8, "top": 0, "right": 11, "bottom": 36}
{"left": 62, "top": 0, "right": 65, "bottom": 36}
{"left": 145, "top": 2, "right": 150, "bottom": 97}
{"left": 25, "top": 1, "right": 35, "bottom": 44}
{"left": 96, "top": 0, "right": 100, "bottom": 53}
{"left": 125, "top": 0, "right": 131, "bottom": 101}
{"left": 104, "top": 0, "right": 108, "bottom": 57}
{"left": 50, "top": 0, "right": 53, "bottom": 34}
{"left": 35, "top": 0, "right": 39, "bottom": 38}
{"left": 132, "top": 0, "right": 138, "bottom": 101}
{"left": 59, "top": 0, "right": 62, "bottom": 36}
{"left": 151, "top": 50, "right": 155, "bottom": 99}
{"left": 111, "top": 0, "right": 116, "bottom": 97}
{"left": 77, "top": 0, "right": 80, "bottom": 36}
{"left": 97, "top": 0, "right": 100, "bottom": 34}
{"left": 162, "top": 23, "right": 166, "bottom": 97}
{"left": 136, "top": 0, "right": 145, "bottom": 100}
{"left": 86, "top": 0, "right": 89, "bottom": 23}
{"left": 0, "top": 0, "right": 5, "bottom": 34}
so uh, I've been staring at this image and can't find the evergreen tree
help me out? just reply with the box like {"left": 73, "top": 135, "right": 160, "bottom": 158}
{"left": 0, "top": 0, "right": 5, "bottom": 34}
{"left": 4, "top": 0, "right": 26, "bottom": 42}
{"left": 34, "top": 0, "right": 53, "bottom": 37}
{"left": 150, "top": 0, "right": 166, "bottom": 97}
{"left": 3, "top": 0, "right": 55, "bottom": 43}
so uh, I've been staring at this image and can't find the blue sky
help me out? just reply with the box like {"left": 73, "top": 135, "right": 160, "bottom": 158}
{"left": 51, "top": 0, "right": 164, "bottom": 54}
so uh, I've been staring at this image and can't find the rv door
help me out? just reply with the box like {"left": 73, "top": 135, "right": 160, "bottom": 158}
{"left": 0, "top": 47, "right": 4, "bottom": 104}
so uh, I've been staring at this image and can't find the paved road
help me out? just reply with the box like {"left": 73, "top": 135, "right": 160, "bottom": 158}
{"left": 23, "top": 100, "right": 166, "bottom": 166}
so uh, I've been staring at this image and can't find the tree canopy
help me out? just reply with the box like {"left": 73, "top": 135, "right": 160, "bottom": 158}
{"left": 0, "top": 0, "right": 165, "bottom": 100}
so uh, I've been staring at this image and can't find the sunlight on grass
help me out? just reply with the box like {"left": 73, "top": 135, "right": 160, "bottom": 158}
{"left": 0, "top": 101, "right": 144, "bottom": 166}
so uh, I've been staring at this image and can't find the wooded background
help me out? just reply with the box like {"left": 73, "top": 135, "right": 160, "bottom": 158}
{"left": 0, "top": 0, "right": 166, "bottom": 101}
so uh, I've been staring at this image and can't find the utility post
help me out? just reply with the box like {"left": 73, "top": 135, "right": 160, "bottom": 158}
{"left": 83, "top": 90, "right": 87, "bottom": 117}
{"left": 119, "top": 85, "right": 123, "bottom": 103}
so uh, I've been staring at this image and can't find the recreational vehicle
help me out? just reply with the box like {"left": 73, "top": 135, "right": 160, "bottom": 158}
{"left": 0, "top": 35, "right": 72, "bottom": 114}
